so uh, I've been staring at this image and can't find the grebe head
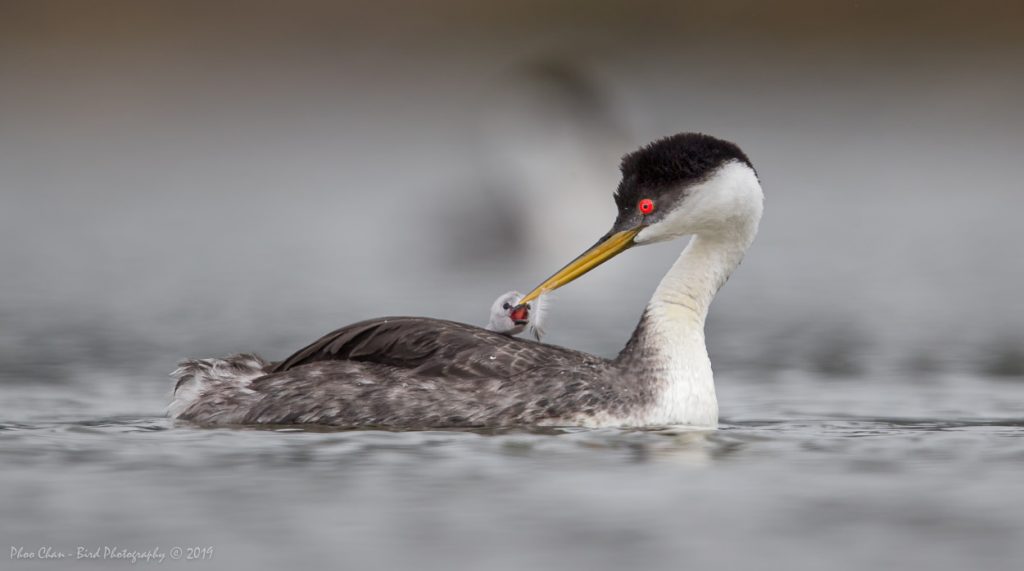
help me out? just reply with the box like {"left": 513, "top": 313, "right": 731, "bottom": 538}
{"left": 518, "top": 132, "right": 761, "bottom": 304}
{"left": 488, "top": 290, "right": 529, "bottom": 336}
{"left": 487, "top": 291, "right": 549, "bottom": 340}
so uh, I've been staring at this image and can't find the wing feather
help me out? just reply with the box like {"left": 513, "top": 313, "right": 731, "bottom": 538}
{"left": 270, "top": 317, "right": 601, "bottom": 380}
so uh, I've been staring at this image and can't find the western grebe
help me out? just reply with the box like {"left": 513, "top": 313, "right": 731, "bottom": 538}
{"left": 169, "top": 132, "right": 763, "bottom": 429}
{"left": 486, "top": 291, "right": 547, "bottom": 340}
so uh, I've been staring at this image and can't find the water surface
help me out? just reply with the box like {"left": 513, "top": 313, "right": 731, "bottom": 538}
{"left": 3, "top": 366, "right": 1023, "bottom": 571}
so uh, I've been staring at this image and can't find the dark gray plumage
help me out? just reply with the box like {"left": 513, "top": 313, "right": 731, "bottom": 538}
{"left": 169, "top": 132, "right": 763, "bottom": 429}
{"left": 173, "top": 317, "right": 657, "bottom": 428}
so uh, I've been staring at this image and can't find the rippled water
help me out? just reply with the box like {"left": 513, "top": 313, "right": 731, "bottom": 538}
{"left": 3, "top": 364, "right": 1024, "bottom": 570}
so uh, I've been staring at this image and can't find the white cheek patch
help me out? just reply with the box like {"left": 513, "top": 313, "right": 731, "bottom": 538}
{"left": 635, "top": 203, "right": 691, "bottom": 244}
{"left": 633, "top": 161, "right": 760, "bottom": 244}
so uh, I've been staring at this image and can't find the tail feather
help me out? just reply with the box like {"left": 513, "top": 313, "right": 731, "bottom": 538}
{"left": 168, "top": 353, "right": 270, "bottom": 420}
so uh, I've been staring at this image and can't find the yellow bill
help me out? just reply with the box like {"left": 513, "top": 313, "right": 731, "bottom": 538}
{"left": 518, "top": 228, "right": 641, "bottom": 305}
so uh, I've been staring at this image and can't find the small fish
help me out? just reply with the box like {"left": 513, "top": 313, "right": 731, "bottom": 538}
{"left": 486, "top": 290, "right": 548, "bottom": 341}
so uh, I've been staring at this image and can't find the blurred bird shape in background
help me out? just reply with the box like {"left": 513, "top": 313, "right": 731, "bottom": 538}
{"left": 442, "top": 59, "right": 632, "bottom": 267}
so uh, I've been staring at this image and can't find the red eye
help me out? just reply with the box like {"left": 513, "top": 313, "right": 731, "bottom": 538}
{"left": 638, "top": 198, "right": 655, "bottom": 215}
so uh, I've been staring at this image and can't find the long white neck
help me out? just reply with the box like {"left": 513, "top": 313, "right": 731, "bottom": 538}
{"left": 618, "top": 162, "right": 762, "bottom": 428}
{"left": 649, "top": 231, "right": 752, "bottom": 326}
{"left": 619, "top": 233, "right": 750, "bottom": 427}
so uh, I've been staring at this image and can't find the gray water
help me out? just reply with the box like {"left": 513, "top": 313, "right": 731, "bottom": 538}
{"left": 3, "top": 374, "right": 1024, "bottom": 570}
{"left": 3, "top": 2, "right": 1024, "bottom": 570}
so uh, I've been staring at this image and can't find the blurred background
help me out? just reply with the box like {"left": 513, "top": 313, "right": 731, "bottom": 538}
{"left": 2, "top": 1, "right": 1023, "bottom": 570}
